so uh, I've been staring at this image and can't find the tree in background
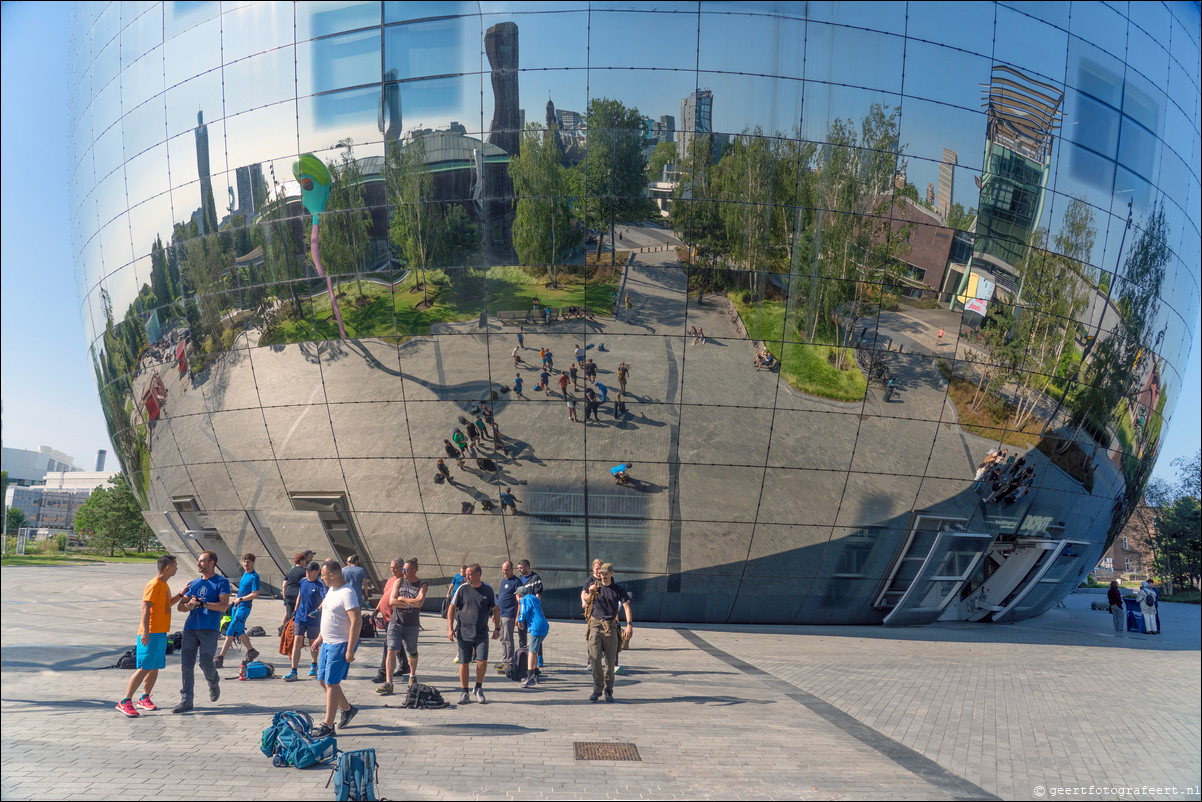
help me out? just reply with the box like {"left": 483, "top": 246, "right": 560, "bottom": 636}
{"left": 7, "top": 506, "right": 29, "bottom": 534}
{"left": 73, "top": 474, "right": 158, "bottom": 556}
{"left": 945, "top": 202, "right": 976, "bottom": 232}
{"left": 386, "top": 134, "right": 440, "bottom": 307}
{"left": 322, "top": 139, "right": 375, "bottom": 300}
{"left": 647, "top": 140, "right": 676, "bottom": 184}
{"left": 581, "top": 97, "right": 647, "bottom": 264}
{"left": 510, "top": 123, "right": 576, "bottom": 285}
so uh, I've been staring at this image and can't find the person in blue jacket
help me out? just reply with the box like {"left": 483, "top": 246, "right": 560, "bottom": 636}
{"left": 283, "top": 562, "right": 327, "bottom": 681}
{"left": 515, "top": 584, "right": 549, "bottom": 688}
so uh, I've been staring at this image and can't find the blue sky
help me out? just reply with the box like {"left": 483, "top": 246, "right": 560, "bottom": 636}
{"left": 2, "top": 1, "right": 1198, "bottom": 486}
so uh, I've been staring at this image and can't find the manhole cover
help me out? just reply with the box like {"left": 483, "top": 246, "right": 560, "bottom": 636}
{"left": 574, "top": 742, "right": 641, "bottom": 761}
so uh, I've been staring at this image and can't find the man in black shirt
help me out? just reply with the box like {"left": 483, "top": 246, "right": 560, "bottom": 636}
{"left": 516, "top": 559, "right": 542, "bottom": 656}
{"left": 447, "top": 564, "right": 500, "bottom": 704}
{"left": 583, "top": 563, "right": 632, "bottom": 702}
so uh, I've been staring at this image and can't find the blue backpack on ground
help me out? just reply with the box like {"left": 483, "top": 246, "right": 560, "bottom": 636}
{"left": 260, "top": 711, "right": 338, "bottom": 769}
{"left": 327, "top": 748, "right": 379, "bottom": 801}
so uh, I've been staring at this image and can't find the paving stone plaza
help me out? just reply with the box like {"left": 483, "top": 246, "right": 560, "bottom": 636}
{"left": 2, "top": 563, "right": 1198, "bottom": 800}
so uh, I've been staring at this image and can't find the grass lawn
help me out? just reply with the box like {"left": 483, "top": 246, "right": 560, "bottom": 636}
{"left": 260, "top": 267, "right": 618, "bottom": 346}
{"left": 732, "top": 294, "right": 867, "bottom": 402}
{"left": 0, "top": 552, "right": 164, "bottom": 566}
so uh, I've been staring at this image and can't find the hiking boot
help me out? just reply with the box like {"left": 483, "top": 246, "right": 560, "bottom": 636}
{"left": 208, "top": 681, "right": 220, "bottom": 702}
{"left": 375, "top": 683, "right": 394, "bottom": 695}
{"left": 134, "top": 695, "right": 157, "bottom": 711}
{"left": 308, "top": 663, "right": 318, "bottom": 677}
{"left": 473, "top": 687, "right": 487, "bottom": 704}
{"left": 372, "top": 669, "right": 387, "bottom": 684}
{"left": 116, "top": 699, "right": 140, "bottom": 718}
{"left": 283, "top": 670, "right": 299, "bottom": 682}
{"left": 213, "top": 655, "right": 224, "bottom": 669}
{"left": 589, "top": 691, "right": 601, "bottom": 703}
{"left": 338, "top": 705, "right": 359, "bottom": 730}
{"left": 172, "top": 701, "right": 193, "bottom": 714}
{"left": 604, "top": 690, "right": 614, "bottom": 703}
{"left": 519, "top": 676, "right": 534, "bottom": 688}
{"left": 246, "top": 648, "right": 260, "bottom": 663}
{"left": 458, "top": 690, "right": 471, "bottom": 705}
{"left": 313, "top": 723, "right": 335, "bottom": 739}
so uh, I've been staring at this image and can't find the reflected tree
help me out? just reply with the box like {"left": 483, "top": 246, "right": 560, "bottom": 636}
{"left": 510, "top": 122, "right": 575, "bottom": 285}
{"left": 387, "top": 134, "right": 439, "bottom": 307}
{"left": 580, "top": 97, "right": 647, "bottom": 264}
{"left": 1008, "top": 199, "right": 1094, "bottom": 430}
{"left": 322, "top": 139, "right": 374, "bottom": 300}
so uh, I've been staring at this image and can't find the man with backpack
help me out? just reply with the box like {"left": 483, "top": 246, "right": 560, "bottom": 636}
{"left": 1137, "top": 580, "right": 1160, "bottom": 634}
{"left": 311, "top": 560, "right": 362, "bottom": 738}
{"left": 215, "top": 553, "right": 261, "bottom": 669}
{"left": 173, "top": 551, "right": 231, "bottom": 714}
{"left": 117, "top": 554, "right": 184, "bottom": 717}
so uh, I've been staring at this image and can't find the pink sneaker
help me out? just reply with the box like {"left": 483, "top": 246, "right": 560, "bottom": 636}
{"left": 116, "top": 699, "right": 140, "bottom": 718}
{"left": 135, "top": 695, "right": 157, "bottom": 711}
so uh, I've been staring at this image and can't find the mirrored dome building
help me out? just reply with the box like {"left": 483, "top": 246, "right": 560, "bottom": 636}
{"left": 70, "top": 1, "right": 1201, "bottom": 624}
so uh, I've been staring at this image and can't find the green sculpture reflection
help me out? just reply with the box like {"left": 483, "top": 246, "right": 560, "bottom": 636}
{"left": 293, "top": 153, "right": 347, "bottom": 340}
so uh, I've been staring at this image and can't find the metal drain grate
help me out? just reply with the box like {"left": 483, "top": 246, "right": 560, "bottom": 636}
{"left": 574, "top": 742, "right": 641, "bottom": 761}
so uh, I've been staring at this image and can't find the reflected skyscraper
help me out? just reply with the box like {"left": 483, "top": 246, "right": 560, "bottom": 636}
{"left": 194, "top": 110, "right": 217, "bottom": 235}
{"left": 679, "top": 90, "right": 712, "bottom": 157}
{"left": 938, "top": 148, "right": 956, "bottom": 220}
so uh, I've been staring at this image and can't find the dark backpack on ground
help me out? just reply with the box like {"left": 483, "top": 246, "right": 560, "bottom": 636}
{"left": 166, "top": 631, "right": 182, "bottom": 655}
{"left": 461, "top": 502, "right": 474, "bottom": 514}
{"left": 401, "top": 683, "right": 449, "bottom": 709}
{"left": 260, "top": 710, "right": 337, "bottom": 769}
{"left": 249, "top": 625, "right": 267, "bottom": 637}
{"left": 480, "top": 499, "right": 496, "bottom": 512}
{"left": 506, "top": 647, "right": 529, "bottom": 681}
{"left": 114, "top": 649, "right": 136, "bottom": 669}
{"left": 457, "top": 415, "right": 469, "bottom": 425}
{"left": 433, "top": 472, "right": 446, "bottom": 484}
{"left": 327, "top": 748, "right": 379, "bottom": 801}
{"left": 360, "top": 615, "right": 377, "bottom": 638}
{"left": 477, "top": 458, "right": 497, "bottom": 471}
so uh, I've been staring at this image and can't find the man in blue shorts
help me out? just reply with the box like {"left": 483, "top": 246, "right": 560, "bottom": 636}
{"left": 447, "top": 564, "right": 500, "bottom": 704}
{"left": 284, "top": 562, "right": 326, "bottom": 681}
{"left": 215, "top": 553, "right": 261, "bottom": 668}
{"left": 311, "top": 560, "right": 362, "bottom": 737}
{"left": 117, "top": 554, "right": 183, "bottom": 717}
{"left": 173, "top": 550, "right": 230, "bottom": 713}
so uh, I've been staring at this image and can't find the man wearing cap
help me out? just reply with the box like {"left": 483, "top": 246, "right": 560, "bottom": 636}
{"left": 283, "top": 561, "right": 326, "bottom": 681}
{"left": 585, "top": 563, "right": 632, "bottom": 703}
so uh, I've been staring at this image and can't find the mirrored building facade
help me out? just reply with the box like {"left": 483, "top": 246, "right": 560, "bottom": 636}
{"left": 70, "top": 2, "right": 1201, "bottom": 624}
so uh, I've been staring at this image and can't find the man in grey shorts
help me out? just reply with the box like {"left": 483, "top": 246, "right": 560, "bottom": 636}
{"left": 378, "top": 559, "right": 426, "bottom": 694}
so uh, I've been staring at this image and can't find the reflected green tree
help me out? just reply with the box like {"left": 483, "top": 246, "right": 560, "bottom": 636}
{"left": 510, "top": 122, "right": 576, "bottom": 286}
{"left": 580, "top": 97, "right": 647, "bottom": 264}
{"left": 387, "top": 134, "right": 440, "bottom": 307}
{"left": 322, "top": 139, "right": 374, "bottom": 300}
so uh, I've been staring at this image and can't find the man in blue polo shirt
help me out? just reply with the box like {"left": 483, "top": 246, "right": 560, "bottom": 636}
{"left": 173, "top": 550, "right": 230, "bottom": 713}
{"left": 215, "top": 553, "right": 261, "bottom": 668}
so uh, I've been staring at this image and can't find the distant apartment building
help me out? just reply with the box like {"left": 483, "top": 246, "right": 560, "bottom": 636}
{"left": 4, "top": 470, "right": 120, "bottom": 532}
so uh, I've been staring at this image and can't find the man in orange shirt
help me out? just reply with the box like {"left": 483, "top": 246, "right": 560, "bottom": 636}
{"left": 117, "top": 555, "right": 184, "bottom": 717}
{"left": 372, "top": 559, "right": 407, "bottom": 684}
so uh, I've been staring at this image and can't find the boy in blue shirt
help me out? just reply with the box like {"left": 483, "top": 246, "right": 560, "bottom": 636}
{"left": 284, "top": 562, "right": 327, "bottom": 681}
{"left": 215, "top": 553, "right": 261, "bottom": 668}
{"left": 515, "top": 584, "right": 549, "bottom": 688}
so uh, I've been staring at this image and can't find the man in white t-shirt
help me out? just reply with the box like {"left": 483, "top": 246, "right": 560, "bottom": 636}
{"left": 311, "top": 560, "right": 362, "bottom": 737}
